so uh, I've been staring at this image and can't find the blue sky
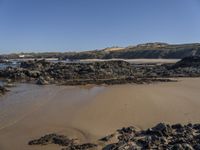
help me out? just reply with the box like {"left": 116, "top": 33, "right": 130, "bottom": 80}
{"left": 0, "top": 0, "right": 200, "bottom": 54}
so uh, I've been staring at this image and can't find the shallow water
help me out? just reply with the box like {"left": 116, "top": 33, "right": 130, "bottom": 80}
{"left": 0, "top": 84, "right": 105, "bottom": 130}
{"left": 0, "top": 84, "right": 105, "bottom": 150}
{"left": 0, "top": 61, "right": 19, "bottom": 69}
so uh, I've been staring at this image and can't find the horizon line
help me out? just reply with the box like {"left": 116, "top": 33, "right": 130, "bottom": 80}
{"left": 1, "top": 41, "right": 200, "bottom": 55}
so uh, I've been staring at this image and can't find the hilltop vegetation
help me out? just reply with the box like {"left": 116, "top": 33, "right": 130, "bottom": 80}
{"left": 1, "top": 43, "right": 200, "bottom": 60}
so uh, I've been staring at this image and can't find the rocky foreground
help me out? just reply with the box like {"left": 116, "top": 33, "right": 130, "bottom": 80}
{"left": 28, "top": 123, "right": 200, "bottom": 150}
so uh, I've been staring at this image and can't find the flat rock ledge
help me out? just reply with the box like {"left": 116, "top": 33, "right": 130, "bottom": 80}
{"left": 28, "top": 123, "right": 200, "bottom": 150}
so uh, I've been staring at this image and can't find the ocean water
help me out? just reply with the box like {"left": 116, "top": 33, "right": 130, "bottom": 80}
{"left": 0, "top": 61, "right": 19, "bottom": 69}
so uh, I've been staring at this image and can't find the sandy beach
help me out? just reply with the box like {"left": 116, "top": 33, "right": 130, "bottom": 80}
{"left": 0, "top": 78, "right": 200, "bottom": 149}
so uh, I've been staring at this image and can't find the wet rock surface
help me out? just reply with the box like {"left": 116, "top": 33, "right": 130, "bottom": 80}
{"left": 28, "top": 133, "right": 97, "bottom": 150}
{"left": 28, "top": 123, "right": 200, "bottom": 150}
{"left": 28, "top": 134, "right": 74, "bottom": 146}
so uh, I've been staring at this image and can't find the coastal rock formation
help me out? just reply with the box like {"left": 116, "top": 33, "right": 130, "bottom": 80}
{"left": 131, "top": 56, "right": 200, "bottom": 78}
{"left": 172, "top": 56, "right": 200, "bottom": 68}
{"left": 1, "top": 59, "right": 170, "bottom": 85}
{"left": 28, "top": 123, "right": 200, "bottom": 150}
{"left": 1, "top": 56, "right": 200, "bottom": 86}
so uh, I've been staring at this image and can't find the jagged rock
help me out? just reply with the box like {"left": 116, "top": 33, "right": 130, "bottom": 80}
{"left": 172, "top": 124, "right": 184, "bottom": 129}
{"left": 29, "top": 123, "right": 200, "bottom": 150}
{"left": 152, "top": 123, "right": 172, "bottom": 136}
{"left": 28, "top": 133, "right": 74, "bottom": 146}
{"left": 117, "top": 126, "right": 136, "bottom": 134}
{"left": 137, "top": 137, "right": 151, "bottom": 149}
{"left": 193, "top": 124, "right": 200, "bottom": 130}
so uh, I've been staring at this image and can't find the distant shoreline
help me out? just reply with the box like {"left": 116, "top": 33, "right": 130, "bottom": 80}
{"left": 0, "top": 42, "right": 200, "bottom": 60}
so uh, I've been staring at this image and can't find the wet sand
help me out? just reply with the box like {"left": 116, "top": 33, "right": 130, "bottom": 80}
{"left": 0, "top": 78, "right": 200, "bottom": 149}
{"left": 79, "top": 58, "right": 180, "bottom": 64}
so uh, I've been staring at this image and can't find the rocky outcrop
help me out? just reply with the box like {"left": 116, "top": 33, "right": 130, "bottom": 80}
{"left": 130, "top": 56, "right": 200, "bottom": 78}
{"left": 0, "top": 59, "right": 172, "bottom": 85}
{"left": 28, "top": 123, "right": 200, "bottom": 150}
{"left": 1, "top": 56, "right": 200, "bottom": 86}
{"left": 105, "top": 123, "right": 200, "bottom": 150}
{"left": 172, "top": 56, "right": 200, "bottom": 68}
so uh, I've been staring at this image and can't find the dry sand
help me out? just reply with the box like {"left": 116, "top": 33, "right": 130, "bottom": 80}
{"left": 0, "top": 78, "right": 200, "bottom": 149}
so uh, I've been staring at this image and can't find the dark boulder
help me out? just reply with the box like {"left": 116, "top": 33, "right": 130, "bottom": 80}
{"left": 152, "top": 123, "right": 172, "bottom": 136}
{"left": 172, "top": 124, "right": 184, "bottom": 129}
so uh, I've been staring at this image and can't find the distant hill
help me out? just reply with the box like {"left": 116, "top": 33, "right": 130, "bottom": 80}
{"left": 100, "top": 43, "right": 200, "bottom": 59}
{"left": 60, "top": 43, "right": 200, "bottom": 60}
{"left": 1, "top": 43, "right": 200, "bottom": 60}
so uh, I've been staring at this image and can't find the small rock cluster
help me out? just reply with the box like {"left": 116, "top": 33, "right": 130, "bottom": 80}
{"left": 28, "top": 133, "right": 97, "bottom": 150}
{"left": 28, "top": 123, "right": 200, "bottom": 150}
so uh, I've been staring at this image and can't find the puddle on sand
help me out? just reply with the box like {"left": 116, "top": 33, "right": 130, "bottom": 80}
{"left": 0, "top": 83, "right": 105, "bottom": 150}
{"left": 0, "top": 84, "right": 105, "bottom": 130}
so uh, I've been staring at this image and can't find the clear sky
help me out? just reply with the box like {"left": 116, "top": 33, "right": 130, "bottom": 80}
{"left": 0, "top": 0, "right": 200, "bottom": 54}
